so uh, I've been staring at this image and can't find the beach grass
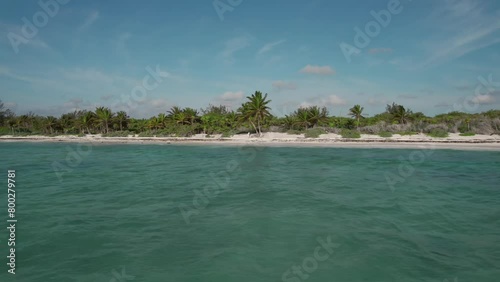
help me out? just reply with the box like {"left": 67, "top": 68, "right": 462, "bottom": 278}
{"left": 459, "top": 132, "right": 476, "bottom": 137}
{"left": 304, "top": 128, "right": 326, "bottom": 138}
{"left": 378, "top": 132, "right": 393, "bottom": 138}
{"left": 341, "top": 129, "right": 361, "bottom": 138}
{"left": 427, "top": 129, "right": 449, "bottom": 138}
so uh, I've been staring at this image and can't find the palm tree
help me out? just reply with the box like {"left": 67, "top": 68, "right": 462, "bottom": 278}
{"left": 95, "top": 107, "right": 113, "bottom": 133}
{"left": 156, "top": 113, "right": 167, "bottom": 129}
{"left": 393, "top": 105, "right": 411, "bottom": 124}
{"left": 225, "top": 111, "right": 238, "bottom": 129}
{"left": 306, "top": 106, "right": 329, "bottom": 128}
{"left": 349, "top": 104, "right": 364, "bottom": 129}
{"left": 282, "top": 115, "right": 297, "bottom": 130}
{"left": 168, "top": 106, "right": 186, "bottom": 125}
{"left": 80, "top": 111, "right": 95, "bottom": 134}
{"left": 464, "top": 117, "right": 471, "bottom": 131}
{"left": 45, "top": 116, "right": 58, "bottom": 134}
{"left": 183, "top": 108, "right": 199, "bottom": 125}
{"left": 293, "top": 108, "right": 311, "bottom": 130}
{"left": 59, "top": 112, "right": 76, "bottom": 133}
{"left": 239, "top": 91, "right": 272, "bottom": 136}
{"left": 115, "top": 111, "right": 129, "bottom": 131}
{"left": 148, "top": 117, "right": 159, "bottom": 131}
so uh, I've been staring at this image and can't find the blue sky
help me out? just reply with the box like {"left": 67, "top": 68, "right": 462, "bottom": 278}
{"left": 1, "top": 0, "right": 499, "bottom": 118}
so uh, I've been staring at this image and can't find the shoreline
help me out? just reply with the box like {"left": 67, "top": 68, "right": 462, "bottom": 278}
{"left": 1, "top": 133, "right": 500, "bottom": 151}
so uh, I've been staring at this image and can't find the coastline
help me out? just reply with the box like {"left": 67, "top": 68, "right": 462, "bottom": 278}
{"left": 1, "top": 133, "right": 500, "bottom": 151}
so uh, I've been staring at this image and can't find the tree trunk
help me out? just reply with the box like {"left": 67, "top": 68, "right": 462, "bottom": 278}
{"left": 249, "top": 119, "right": 258, "bottom": 136}
{"left": 257, "top": 117, "right": 262, "bottom": 137}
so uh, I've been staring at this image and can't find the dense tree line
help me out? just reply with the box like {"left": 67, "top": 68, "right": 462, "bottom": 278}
{"left": 1, "top": 92, "right": 499, "bottom": 137}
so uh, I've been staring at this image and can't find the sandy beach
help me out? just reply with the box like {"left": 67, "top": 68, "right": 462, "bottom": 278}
{"left": 2, "top": 132, "right": 500, "bottom": 151}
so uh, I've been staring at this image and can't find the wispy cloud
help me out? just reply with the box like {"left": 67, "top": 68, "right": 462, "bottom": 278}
{"left": 272, "top": 80, "right": 297, "bottom": 91}
{"left": 420, "top": 0, "right": 500, "bottom": 67}
{"left": 257, "top": 39, "right": 286, "bottom": 55}
{"left": 79, "top": 10, "right": 99, "bottom": 31}
{"left": 471, "top": 94, "right": 495, "bottom": 104}
{"left": 300, "top": 95, "right": 347, "bottom": 107}
{"left": 0, "top": 22, "right": 50, "bottom": 51}
{"left": 114, "top": 32, "right": 132, "bottom": 58}
{"left": 218, "top": 91, "right": 244, "bottom": 101}
{"left": 212, "top": 91, "right": 245, "bottom": 110}
{"left": 300, "top": 65, "right": 335, "bottom": 75}
{"left": 368, "top": 48, "right": 393, "bottom": 55}
{"left": 217, "top": 35, "right": 252, "bottom": 64}
{"left": 398, "top": 94, "right": 418, "bottom": 99}
{"left": 0, "top": 66, "right": 52, "bottom": 84}
{"left": 434, "top": 101, "right": 452, "bottom": 108}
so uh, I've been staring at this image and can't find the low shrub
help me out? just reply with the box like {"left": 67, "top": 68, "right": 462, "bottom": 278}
{"left": 384, "top": 123, "right": 412, "bottom": 133}
{"left": 378, "top": 131, "right": 393, "bottom": 138}
{"left": 424, "top": 123, "right": 449, "bottom": 133}
{"left": 427, "top": 129, "right": 449, "bottom": 138}
{"left": 13, "top": 132, "right": 33, "bottom": 137}
{"left": 102, "top": 131, "right": 132, "bottom": 137}
{"left": 221, "top": 130, "right": 236, "bottom": 138}
{"left": 138, "top": 131, "right": 155, "bottom": 137}
{"left": 396, "top": 131, "right": 418, "bottom": 136}
{"left": 340, "top": 129, "right": 361, "bottom": 138}
{"left": 304, "top": 128, "right": 326, "bottom": 138}
{"left": 287, "top": 129, "right": 303, "bottom": 135}
{"left": 359, "top": 125, "right": 382, "bottom": 135}
{"left": 459, "top": 132, "right": 475, "bottom": 136}
{"left": 0, "top": 127, "right": 11, "bottom": 135}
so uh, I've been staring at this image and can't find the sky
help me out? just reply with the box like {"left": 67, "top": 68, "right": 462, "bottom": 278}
{"left": 0, "top": 0, "right": 499, "bottom": 118}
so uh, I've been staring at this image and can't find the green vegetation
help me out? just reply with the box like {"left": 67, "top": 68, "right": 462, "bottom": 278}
{"left": 221, "top": 130, "right": 236, "bottom": 138}
{"left": 378, "top": 132, "right": 393, "bottom": 138}
{"left": 459, "top": 132, "right": 476, "bottom": 136}
{"left": 340, "top": 129, "right": 361, "bottom": 138}
{"left": 102, "top": 131, "right": 132, "bottom": 137}
{"left": 286, "top": 129, "right": 303, "bottom": 135}
{"left": 1, "top": 97, "right": 499, "bottom": 138}
{"left": 427, "top": 129, "right": 449, "bottom": 138}
{"left": 396, "top": 131, "right": 418, "bottom": 136}
{"left": 349, "top": 104, "right": 364, "bottom": 129}
{"left": 304, "top": 128, "right": 326, "bottom": 138}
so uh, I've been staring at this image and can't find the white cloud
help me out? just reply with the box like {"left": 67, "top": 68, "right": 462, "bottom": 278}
{"left": 272, "top": 80, "right": 297, "bottom": 91}
{"left": 218, "top": 91, "right": 244, "bottom": 101}
{"left": 300, "top": 95, "right": 347, "bottom": 108}
{"left": 79, "top": 10, "right": 99, "bottom": 31}
{"left": 0, "top": 66, "right": 53, "bottom": 85}
{"left": 63, "top": 68, "right": 120, "bottom": 84}
{"left": 114, "top": 32, "right": 132, "bottom": 59}
{"left": 324, "top": 95, "right": 347, "bottom": 106}
{"left": 398, "top": 94, "right": 418, "bottom": 99}
{"left": 368, "top": 48, "right": 393, "bottom": 54}
{"left": 471, "top": 94, "right": 495, "bottom": 104}
{"left": 218, "top": 35, "right": 252, "bottom": 64}
{"left": 110, "top": 97, "right": 173, "bottom": 118}
{"left": 0, "top": 22, "right": 50, "bottom": 51}
{"left": 257, "top": 39, "right": 286, "bottom": 55}
{"left": 367, "top": 95, "right": 388, "bottom": 106}
{"left": 300, "top": 65, "right": 335, "bottom": 75}
{"left": 3, "top": 102, "right": 17, "bottom": 110}
{"left": 420, "top": 0, "right": 500, "bottom": 67}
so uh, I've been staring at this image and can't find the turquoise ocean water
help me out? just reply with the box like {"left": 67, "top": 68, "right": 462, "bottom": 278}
{"left": 0, "top": 142, "right": 499, "bottom": 281}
